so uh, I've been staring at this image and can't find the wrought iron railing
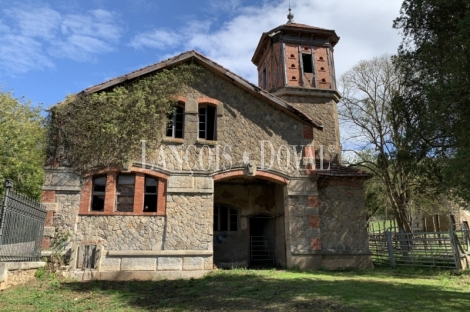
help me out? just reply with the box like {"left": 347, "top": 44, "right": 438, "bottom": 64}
{"left": 0, "top": 180, "right": 47, "bottom": 262}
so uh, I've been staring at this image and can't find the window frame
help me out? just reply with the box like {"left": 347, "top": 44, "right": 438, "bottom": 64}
{"left": 115, "top": 174, "right": 135, "bottom": 212}
{"left": 213, "top": 205, "right": 239, "bottom": 232}
{"left": 143, "top": 176, "right": 158, "bottom": 212}
{"left": 198, "top": 104, "right": 217, "bottom": 141}
{"left": 91, "top": 176, "right": 106, "bottom": 211}
{"left": 166, "top": 105, "right": 185, "bottom": 139}
{"left": 302, "top": 53, "right": 314, "bottom": 74}
{"left": 79, "top": 169, "right": 168, "bottom": 216}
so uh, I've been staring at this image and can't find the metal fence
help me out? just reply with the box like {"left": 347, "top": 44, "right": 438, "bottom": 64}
{"left": 0, "top": 180, "right": 47, "bottom": 262}
{"left": 369, "top": 226, "right": 470, "bottom": 269}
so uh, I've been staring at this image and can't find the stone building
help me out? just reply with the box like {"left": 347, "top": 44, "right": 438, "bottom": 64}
{"left": 42, "top": 13, "right": 373, "bottom": 280}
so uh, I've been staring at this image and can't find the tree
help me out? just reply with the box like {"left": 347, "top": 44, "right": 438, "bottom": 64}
{"left": 339, "top": 55, "right": 441, "bottom": 232}
{"left": 393, "top": 0, "right": 470, "bottom": 201}
{"left": 47, "top": 64, "right": 200, "bottom": 176}
{"left": 0, "top": 90, "right": 45, "bottom": 199}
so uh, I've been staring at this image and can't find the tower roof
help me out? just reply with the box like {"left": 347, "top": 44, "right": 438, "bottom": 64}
{"left": 251, "top": 22, "right": 340, "bottom": 67}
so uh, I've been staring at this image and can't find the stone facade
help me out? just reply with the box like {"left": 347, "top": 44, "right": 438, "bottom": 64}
{"left": 42, "top": 20, "right": 373, "bottom": 280}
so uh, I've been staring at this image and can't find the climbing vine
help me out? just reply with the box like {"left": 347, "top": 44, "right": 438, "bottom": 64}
{"left": 46, "top": 64, "right": 200, "bottom": 176}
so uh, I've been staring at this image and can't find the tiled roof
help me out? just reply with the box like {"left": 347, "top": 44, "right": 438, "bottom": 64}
{"left": 313, "top": 162, "right": 373, "bottom": 179}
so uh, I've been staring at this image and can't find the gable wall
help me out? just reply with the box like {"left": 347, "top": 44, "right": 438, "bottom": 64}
{"left": 150, "top": 68, "right": 311, "bottom": 176}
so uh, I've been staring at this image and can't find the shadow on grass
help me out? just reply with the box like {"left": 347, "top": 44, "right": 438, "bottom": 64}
{"left": 58, "top": 269, "right": 470, "bottom": 312}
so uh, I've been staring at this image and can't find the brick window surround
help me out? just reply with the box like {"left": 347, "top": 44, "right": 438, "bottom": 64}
{"left": 79, "top": 168, "right": 168, "bottom": 216}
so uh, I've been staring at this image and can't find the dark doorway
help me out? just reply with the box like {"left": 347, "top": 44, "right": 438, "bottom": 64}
{"left": 249, "top": 215, "right": 275, "bottom": 267}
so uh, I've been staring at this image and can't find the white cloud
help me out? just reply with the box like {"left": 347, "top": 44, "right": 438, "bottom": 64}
{"left": 60, "top": 9, "right": 121, "bottom": 42}
{"left": 0, "top": 4, "right": 123, "bottom": 75}
{"left": 50, "top": 35, "right": 114, "bottom": 61}
{"left": 0, "top": 34, "right": 54, "bottom": 74}
{"left": 4, "top": 6, "right": 61, "bottom": 40}
{"left": 207, "top": 0, "right": 242, "bottom": 14}
{"left": 129, "top": 29, "right": 183, "bottom": 50}
{"left": 129, "top": 0, "right": 402, "bottom": 84}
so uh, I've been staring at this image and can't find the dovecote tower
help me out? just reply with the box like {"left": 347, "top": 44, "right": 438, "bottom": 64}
{"left": 252, "top": 9, "right": 342, "bottom": 161}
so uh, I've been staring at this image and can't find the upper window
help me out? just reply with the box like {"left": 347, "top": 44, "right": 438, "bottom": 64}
{"left": 166, "top": 106, "right": 184, "bottom": 139}
{"left": 91, "top": 176, "right": 106, "bottom": 211}
{"left": 198, "top": 105, "right": 216, "bottom": 140}
{"left": 213, "top": 205, "right": 238, "bottom": 232}
{"left": 144, "top": 177, "right": 158, "bottom": 212}
{"left": 116, "top": 174, "right": 135, "bottom": 212}
{"left": 302, "top": 53, "right": 313, "bottom": 73}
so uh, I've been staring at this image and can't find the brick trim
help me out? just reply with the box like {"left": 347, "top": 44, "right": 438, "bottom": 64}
{"left": 79, "top": 168, "right": 168, "bottom": 216}
{"left": 196, "top": 97, "right": 220, "bottom": 106}
{"left": 307, "top": 196, "right": 319, "bottom": 207}
{"left": 41, "top": 190, "right": 56, "bottom": 203}
{"left": 303, "top": 124, "right": 313, "bottom": 140}
{"left": 213, "top": 170, "right": 288, "bottom": 185}
{"left": 78, "top": 177, "right": 93, "bottom": 214}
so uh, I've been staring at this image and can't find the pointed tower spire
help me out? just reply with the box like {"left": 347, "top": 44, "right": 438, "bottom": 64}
{"left": 287, "top": 2, "right": 294, "bottom": 24}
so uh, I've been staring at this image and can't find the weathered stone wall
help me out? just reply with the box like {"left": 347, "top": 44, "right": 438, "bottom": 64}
{"left": 277, "top": 94, "right": 341, "bottom": 160}
{"left": 144, "top": 69, "right": 308, "bottom": 176}
{"left": 76, "top": 216, "right": 165, "bottom": 250}
{"left": 318, "top": 181, "right": 370, "bottom": 254}
{"left": 42, "top": 168, "right": 81, "bottom": 250}
{"left": 75, "top": 193, "right": 212, "bottom": 251}
{"left": 0, "top": 262, "right": 46, "bottom": 290}
{"left": 165, "top": 194, "right": 213, "bottom": 250}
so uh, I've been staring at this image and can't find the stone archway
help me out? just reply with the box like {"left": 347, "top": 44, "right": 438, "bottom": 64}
{"left": 212, "top": 171, "right": 287, "bottom": 268}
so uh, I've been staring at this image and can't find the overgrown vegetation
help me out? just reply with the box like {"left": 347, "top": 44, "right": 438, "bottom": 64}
{"left": 393, "top": 0, "right": 470, "bottom": 201}
{"left": 46, "top": 64, "right": 200, "bottom": 176}
{"left": 0, "top": 89, "right": 45, "bottom": 199}
{"left": 1, "top": 268, "right": 469, "bottom": 311}
{"left": 339, "top": 55, "right": 442, "bottom": 232}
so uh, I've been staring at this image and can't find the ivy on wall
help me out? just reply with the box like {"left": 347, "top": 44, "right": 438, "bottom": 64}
{"left": 46, "top": 64, "right": 200, "bottom": 176}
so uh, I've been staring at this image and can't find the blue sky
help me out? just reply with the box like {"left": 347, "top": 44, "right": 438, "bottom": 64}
{"left": 0, "top": 0, "right": 403, "bottom": 109}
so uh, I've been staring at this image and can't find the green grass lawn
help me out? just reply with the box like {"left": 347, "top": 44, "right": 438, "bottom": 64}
{"left": 1, "top": 267, "right": 469, "bottom": 311}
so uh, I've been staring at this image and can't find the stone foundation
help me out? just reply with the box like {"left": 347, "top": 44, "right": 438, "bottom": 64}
{"left": 0, "top": 262, "right": 46, "bottom": 290}
{"left": 291, "top": 254, "right": 373, "bottom": 270}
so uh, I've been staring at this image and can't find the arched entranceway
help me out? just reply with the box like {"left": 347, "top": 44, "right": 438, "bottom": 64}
{"left": 212, "top": 171, "right": 287, "bottom": 268}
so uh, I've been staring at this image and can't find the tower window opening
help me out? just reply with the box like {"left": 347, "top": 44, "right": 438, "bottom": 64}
{"left": 262, "top": 68, "right": 267, "bottom": 89}
{"left": 302, "top": 53, "right": 313, "bottom": 73}
{"left": 291, "top": 64, "right": 295, "bottom": 68}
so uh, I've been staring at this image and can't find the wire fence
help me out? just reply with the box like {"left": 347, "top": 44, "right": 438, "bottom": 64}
{"left": 0, "top": 180, "right": 47, "bottom": 262}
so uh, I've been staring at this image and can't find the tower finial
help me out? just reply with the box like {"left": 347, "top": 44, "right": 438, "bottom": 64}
{"left": 287, "top": 2, "right": 294, "bottom": 24}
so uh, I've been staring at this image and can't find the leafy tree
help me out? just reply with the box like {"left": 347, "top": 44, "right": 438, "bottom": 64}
{"left": 339, "top": 55, "right": 441, "bottom": 232}
{"left": 0, "top": 90, "right": 45, "bottom": 199}
{"left": 393, "top": 0, "right": 470, "bottom": 200}
{"left": 47, "top": 64, "right": 200, "bottom": 176}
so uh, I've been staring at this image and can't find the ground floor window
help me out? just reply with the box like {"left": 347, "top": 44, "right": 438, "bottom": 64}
{"left": 91, "top": 176, "right": 106, "bottom": 211}
{"left": 116, "top": 174, "right": 135, "bottom": 212}
{"left": 144, "top": 176, "right": 158, "bottom": 212}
